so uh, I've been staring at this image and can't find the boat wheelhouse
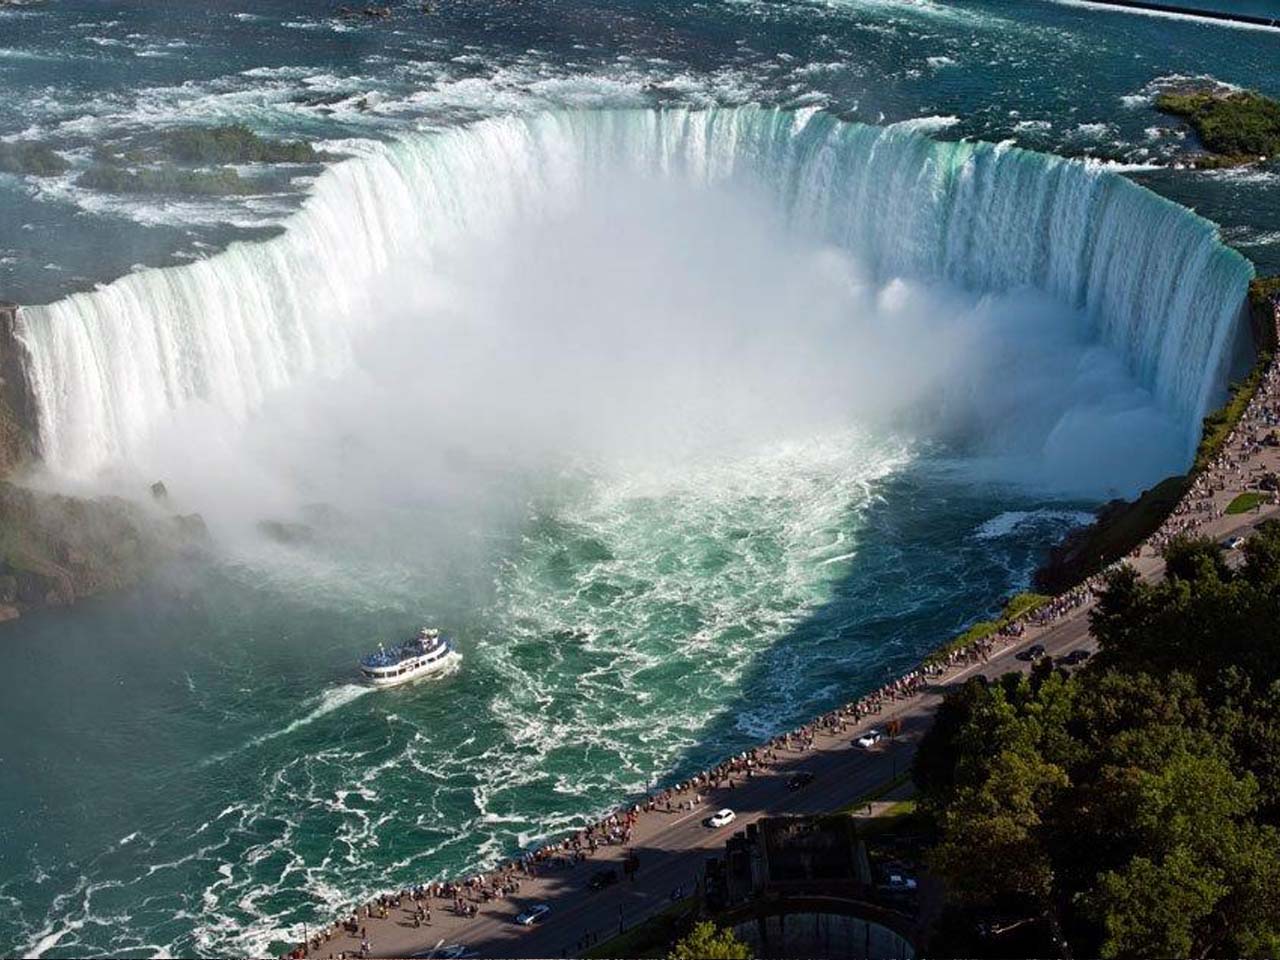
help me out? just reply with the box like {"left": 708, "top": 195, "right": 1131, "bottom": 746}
{"left": 360, "top": 628, "right": 457, "bottom": 687}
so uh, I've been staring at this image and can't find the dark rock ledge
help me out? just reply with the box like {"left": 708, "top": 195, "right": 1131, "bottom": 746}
{"left": 0, "top": 303, "right": 207, "bottom": 624}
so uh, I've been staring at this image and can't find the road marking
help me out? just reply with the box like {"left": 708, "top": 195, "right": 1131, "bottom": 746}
{"left": 669, "top": 807, "right": 705, "bottom": 826}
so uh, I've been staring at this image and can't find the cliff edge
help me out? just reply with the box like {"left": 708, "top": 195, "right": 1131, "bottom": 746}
{"left": 0, "top": 302, "right": 38, "bottom": 476}
{"left": 0, "top": 303, "right": 204, "bottom": 624}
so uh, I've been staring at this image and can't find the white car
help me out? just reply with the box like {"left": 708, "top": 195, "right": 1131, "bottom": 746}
{"left": 884, "top": 873, "right": 918, "bottom": 891}
{"left": 515, "top": 904, "right": 550, "bottom": 926}
{"left": 706, "top": 808, "right": 736, "bottom": 828}
{"left": 1225, "top": 536, "right": 1247, "bottom": 550}
{"left": 856, "top": 730, "right": 884, "bottom": 749}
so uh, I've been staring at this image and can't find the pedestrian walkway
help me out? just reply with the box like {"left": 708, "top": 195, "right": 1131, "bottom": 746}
{"left": 283, "top": 303, "right": 1280, "bottom": 960}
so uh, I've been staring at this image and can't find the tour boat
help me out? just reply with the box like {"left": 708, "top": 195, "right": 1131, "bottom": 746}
{"left": 359, "top": 628, "right": 458, "bottom": 687}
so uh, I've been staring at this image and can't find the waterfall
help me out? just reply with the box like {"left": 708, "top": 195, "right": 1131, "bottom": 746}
{"left": 17, "top": 106, "right": 1254, "bottom": 477}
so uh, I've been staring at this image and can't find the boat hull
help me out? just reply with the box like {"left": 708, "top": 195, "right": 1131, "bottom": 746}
{"left": 361, "top": 637, "right": 459, "bottom": 688}
{"left": 364, "top": 650, "right": 459, "bottom": 688}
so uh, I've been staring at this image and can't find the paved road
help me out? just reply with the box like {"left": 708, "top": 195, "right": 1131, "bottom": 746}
{"left": 319, "top": 504, "right": 1273, "bottom": 960}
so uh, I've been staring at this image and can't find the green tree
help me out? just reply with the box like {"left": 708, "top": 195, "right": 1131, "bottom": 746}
{"left": 919, "top": 587, "right": 1280, "bottom": 958}
{"left": 667, "top": 921, "right": 752, "bottom": 960}
{"left": 1095, "top": 848, "right": 1224, "bottom": 959}
{"left": 931, "top": 746, "right": 1068, "bottom": 906}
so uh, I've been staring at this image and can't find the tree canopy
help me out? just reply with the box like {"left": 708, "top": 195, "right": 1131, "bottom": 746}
{"left": 917, "top": 521, "right": 1280, "bottom": 958}
{"left": 667, "top": 921, "right": 753, "bottom": 960}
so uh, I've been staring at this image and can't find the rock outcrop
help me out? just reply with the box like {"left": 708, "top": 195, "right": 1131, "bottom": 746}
{"left": 0, "top": 303, "right": 38, "bottom": 477}
{"left": 0, "top": 305, "right": 207, "bottom": 624}
{"left": 0, "top": 481, "right": 200, "bottom": 622}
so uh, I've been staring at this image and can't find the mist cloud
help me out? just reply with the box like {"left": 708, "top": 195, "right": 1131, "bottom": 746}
{"left": 76, "top": 168, "right": 1185, "bottom": 538}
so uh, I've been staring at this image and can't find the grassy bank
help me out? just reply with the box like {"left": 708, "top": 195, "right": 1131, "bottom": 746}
{"left": 1194, "top": 358, "right": 1270, "bottom": 474}
{"left": 835, "top": 770, "right": 915, "bottom": 815}
{"left": 1156, "top": 89, "right": 1280, "bottom": 165}
{"left": 585, "top": 896, "right": 699, "bottom": 959}
{"left": 922, "top": 592, "right": 1049, "bottom": 667}
{"left": 1035, "top": 474, "right": 1192, "bottom": 596}
{"left": 1227, "top": 491, "right": 1269, "bottom": 515}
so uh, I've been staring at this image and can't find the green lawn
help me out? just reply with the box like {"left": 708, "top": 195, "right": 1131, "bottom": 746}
{"left": 835, "top": 770, "right": 914, "bottom": 815}
{"left": 585, "top": 895, "right": 699, "bottom": 959}
{"left": 923, "top": 591, "right": 1050, "bottom": 666}
{"left": 1227, "top": 492, "right": 1269, "bottom": 515}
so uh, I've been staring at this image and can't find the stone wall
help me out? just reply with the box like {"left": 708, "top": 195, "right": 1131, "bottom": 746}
{"left": 731, "top": 910, "right": 916, "bottom": 960}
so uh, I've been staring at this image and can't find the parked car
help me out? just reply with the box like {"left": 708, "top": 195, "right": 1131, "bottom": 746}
{"left": 1016, "top": 643, "right": 1046, "bottom": 662}
{"left": 787, "top": 771, "right": 815, "bottom": 790}
{"left": 1224, "top": 535, "right": 1247, "bottom": 550}
{"left": 879, "top": 873, "right": 918, "bottom": 892}
{"left": 588, "top": 868, "right": 618, "bottom": 890}
{"left": 855, "top": 730, "right": 884, "bottom": 749}
{"left": 706, "top": 808, "right": 736, "bottom": 828}
{"left": 1056, "top": 648, "right": 1091, "bottom": 666}
{"left": 515, "top": 904, "right": 551, "bottom": 926}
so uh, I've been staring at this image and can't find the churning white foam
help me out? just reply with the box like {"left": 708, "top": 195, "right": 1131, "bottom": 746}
{"left": 974, "top": 509, "right": 1097, "bottom": 541}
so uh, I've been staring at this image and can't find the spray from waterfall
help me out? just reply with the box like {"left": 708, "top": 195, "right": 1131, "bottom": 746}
{"left": 14, "top": 107, "right": 1252, "bottom": 511}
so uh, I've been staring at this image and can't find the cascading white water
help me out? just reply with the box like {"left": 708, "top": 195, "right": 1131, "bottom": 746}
{"left": 17, "top": 106, "right": 1253, "bottom": 477}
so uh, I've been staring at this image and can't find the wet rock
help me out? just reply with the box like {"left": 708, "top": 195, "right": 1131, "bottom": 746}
{"left": 0, "top": 480, "right": 178, "bottom": 628}
{"left": 0, "top": 303, "right": 40, "bottom": 478}
{"left": 257, "top": 520, "right": 316, "bottom": 545}
{"left": 336, "top": 4, "right": 392, "bottom": 18}
{"left": 300, "top": 502, "right": 345, "bottom": 529}
{"left": 173, "top": 513, "right": 209, "bottom": 541}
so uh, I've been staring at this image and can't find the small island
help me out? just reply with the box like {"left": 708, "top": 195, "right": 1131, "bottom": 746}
{"left": 1156, "top": 88, "right": 1280, "bottom": 168}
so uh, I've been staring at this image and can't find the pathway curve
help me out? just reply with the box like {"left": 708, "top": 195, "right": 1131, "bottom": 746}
{"left": 297, "top": 307, "right": 1280, "bottom": 960}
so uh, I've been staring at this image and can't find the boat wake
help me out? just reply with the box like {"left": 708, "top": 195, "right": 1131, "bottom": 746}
{"left": 250, "top": 683, "right": 373, "bottom": 748}
{"left": 200, "top": 684, "right": 375, "bottom": 768}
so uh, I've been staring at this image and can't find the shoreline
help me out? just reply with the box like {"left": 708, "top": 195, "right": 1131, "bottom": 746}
{"left": 1064, "top": 0, "right": 1280, "bottom": 28}
{"left": 281, "top": 302, "right": 1280, "bottom": 959}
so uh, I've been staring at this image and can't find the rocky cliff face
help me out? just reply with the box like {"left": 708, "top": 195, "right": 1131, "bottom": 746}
{"left": 0, "top": 302, "right": 38, "bottom": 476}
{"left": 0, "top": 482, "right": 176, "bottom": 622}
{"left": 0, "top": 303, "right": 205, "bottom": 624}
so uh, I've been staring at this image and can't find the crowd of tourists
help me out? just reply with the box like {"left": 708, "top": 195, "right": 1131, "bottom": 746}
{"left": 1151, "top": 306, "right": 1280, "bottom": 552}
{"left": 284, "top": 306, "right": 1280, "bottom": 960}
{"left": 281, "top": 571, "right": 1122, "bottom": 959}
{"left": 282, "top": 568, "right": 1112, "bottom": 960}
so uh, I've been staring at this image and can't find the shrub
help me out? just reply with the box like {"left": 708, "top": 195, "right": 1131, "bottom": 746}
{"left": 1157, "top": 90, "right": 1280, "bottom": 160}
{"left": 163, "top": 124, "right": 325, "bottom": 164}
{"left": 77, "top": 164, "right": 258, "bottom": 196}
{"left": 0, "top": 141, "right": 70, "bottom": 177}
{"left": 667, "top": 922, "right": 751, "bottom": 960}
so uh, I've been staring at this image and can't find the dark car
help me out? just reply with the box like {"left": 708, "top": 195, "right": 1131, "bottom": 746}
{"left": 787, "top": 771, "right": 815, "bottom": 790}
{"left": 1017, "top": 643, "right": 1046, "bottom": 662}
{"left": 588, "top": 868, "right": 618, "bottom": 891}
{"left": 1056, "top": 648, "right": 1091, "bottom": 666}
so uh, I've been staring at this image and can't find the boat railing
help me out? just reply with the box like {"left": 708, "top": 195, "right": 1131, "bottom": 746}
{"left": 359, "top": 633, "right": 452, "bottom": 670}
